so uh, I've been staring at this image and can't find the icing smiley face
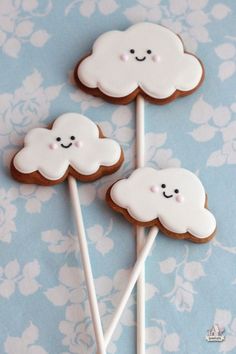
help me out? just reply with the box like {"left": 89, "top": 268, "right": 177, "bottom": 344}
{"left": 156, "top": 183, "right": 184, "bottom": 202}
{"left": 161, "top": 183, "right": 175, "bottom": 199}
{"left": 121, "top": 49, "right": 160, "bottom": 64}
{"left": 76, "top": 22, "right": 204, "bottom": 103}
{"left": 56, "top": 135, "right": 74, "bottom": 149}
{"left": 128, "top": 48, "right": 152, "bottom": 62}
{"left": 12, "top": 113, "right": 123, "bottom": 185}
{"left": 107, "top": 167, "right": 216, "bottom": 243}
{"left": 49, "top": 136, "right": 77, "bottom": 150}
{"left": 151, "top": 183, "right": 185, "bottom": 203}
{"left": 51, "top": 135, "right": 83, "bottom": 150}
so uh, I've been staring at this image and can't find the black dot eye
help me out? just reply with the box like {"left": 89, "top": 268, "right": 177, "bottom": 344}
{"left": 70, "top": 136, "right": 75, "bottom": 140}
{"left": 147, "top": 49, "right": 152, "bottom": 54}
{"left": 174, "top": 189, "right": 179, "bottom": 194}
{"left": 161, "top": 184, "right": 166, "bottom": 188}
{"left": 56, "top": 137, "right": 61, "bottom": 142}
{"left": 130, "top": 49, "right": 135, "bottom": 54}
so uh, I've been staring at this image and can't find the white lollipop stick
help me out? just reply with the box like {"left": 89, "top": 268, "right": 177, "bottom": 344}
{"left": 136, "top": 94, "right": 146, "bottom": 354}
{"left": 68, "top": 176, "right": 106, "bottom": 354}
{"left": 104, "top": 226, "right": 159, "bottom": 348}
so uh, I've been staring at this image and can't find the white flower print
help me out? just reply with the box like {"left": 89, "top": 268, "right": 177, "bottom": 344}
{"left": 0, "top": 69, "right": 63, "bottom": 164}
{"left": 0, "top": 259, "right": 41, "bottom": 298}
{"left": 70, "top": 88, "right": 104, "bottom": 113}
{"left": 18, "top": 184, "right": 55, "bottom": 214}
{"left": 190, "top": 96, "right": 236, "bottom": 166}
{"left": 98, "top": 106, "right": 134, "bottom": 146}
{"left": 124, "top": 0, "right": 163, "bottom": 24}
{"left": 0, "top": 0, "right": 52, "bottom": 58}
{"left": 87, "top": 221, "right": 114, "bottom": 255}
{"left": 100, "top": 107, "right": 178, "bottom": 164}
{"left": 213, "top": 309, "right": 236, "bottom": 353}
{"left": 0, "top": 184, "right": 55, "bottom": 244}
{"left": 213, "top": 239, "right": 236, "bottom": 255}
{"left": 161, "top": 246, "right": 211, "bottom": 312}
{"left": 42, "top": 222, "right": 113, "bottom": 257}
{"left": 42, "top": 229, "right": 78, "bottom": 255}
{"left": 44, "top": 264, "right": 85, "bottom": 307}
{"left": 45, "top": 264, "right": 136, "bottom": 353}
{"left": 159, "top": 257, "right": 177, "bottom": 274}
{"left": 165, "top": 274, "right": 196, "bottom": 312}
{"left": 124, "top": 0, "right": 231, "bottom": 52}
{"left": 215, "top": 38, "right": 236, "bottom": 81}
{"left": 146, "top": 321, "right": 180, "bottom": 354}
{"left": 78, "top": 184, "right": 97, "bottom": 206}
{"left": 59, "top": 305, "right": 95, "bottom": 354}
{"left": 0, "top": 187, "right": 17, "bottom": 243}
{"left": 4, "top": 322, "right": 48, "bottom": 354}
{"left": 65, "top": 0, "right": 119, "bottom": 17}
{"left": 146, "top": 133, "right": 181, "bottom": 169}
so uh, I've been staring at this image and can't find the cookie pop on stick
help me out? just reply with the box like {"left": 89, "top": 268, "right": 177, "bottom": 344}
{"left": 104, "top": 166, "right": 216, "bottom": 345}
{"left": 75, "top": 22, "right": 204, "bottom": 352}
{"left": 78, "top": 165, "right": 216, "bottom": 350}
{"left": 11, "top": 113, "right": 124, "bottom": 354}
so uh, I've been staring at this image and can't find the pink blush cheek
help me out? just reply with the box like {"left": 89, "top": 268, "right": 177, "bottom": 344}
{"left": 150, "top": 185, "right": 159, "bottom": 193}
{"left": 152, "top": 54, "right": 161, "bottom": 62}
{"left": 49, "top": 143, "right": 58, "bottom": 150}
{"left": 176, "top": 194, "right": 184, "bottom": 203}
{"left": 120, "top": 53, "right": 129, "bottom": 62}
{"left": 75, "top": 141, "right": 83, "bottom": 148}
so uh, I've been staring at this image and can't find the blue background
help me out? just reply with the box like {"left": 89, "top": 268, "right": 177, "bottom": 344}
{"left": 0, "top": 0, "right": 236, "bottom": 353}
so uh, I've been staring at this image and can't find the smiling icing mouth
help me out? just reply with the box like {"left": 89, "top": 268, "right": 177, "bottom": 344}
{"left": 163, "top": 191, "right": 173, "bottom": 199}
{"left": 135, "top": 56, "right": 146, "bottom": 62}
{"left": 61, "top": 143, "right": 72, "bottom": 149}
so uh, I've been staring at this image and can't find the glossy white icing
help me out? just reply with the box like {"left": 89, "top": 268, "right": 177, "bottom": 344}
{"left": 77, "top": 22, "right": 203, "bottom": 99}
{"left": 13, "top": 113, "right": 122, "bottom": 180}
{"left": 110, "top": 167, "right": 216, "bottom": 239}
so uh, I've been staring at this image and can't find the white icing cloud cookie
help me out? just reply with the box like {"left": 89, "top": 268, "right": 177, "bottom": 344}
{"left": 13, "top": 113, "right": 123, "bottom": 183}
{"left": 77, "top": 22, "right": 203, "bottom": 101}
{"left": 109, "top": 167, "right": 216, "bottom": 241}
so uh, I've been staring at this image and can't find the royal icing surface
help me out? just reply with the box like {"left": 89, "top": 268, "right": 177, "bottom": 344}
{"left": 13, "top": 113, "right": 122, "bottom": 181}
{"left": 110, "top": 167, "right": 216, "bottom": 239}
{"left": 77, "top": 22, "right": 203, "bottom": 99}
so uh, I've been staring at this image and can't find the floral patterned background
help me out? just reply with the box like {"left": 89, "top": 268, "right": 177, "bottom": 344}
{"left": 0, "top": 0, "right": 236, "bottom": 353}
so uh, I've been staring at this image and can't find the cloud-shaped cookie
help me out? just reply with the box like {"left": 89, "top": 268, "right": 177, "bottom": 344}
{"left": 108, "top": 167, "right": 216, "bottom": 243}
{"left": 12, "top": 113, "right": 123, "bottom": 185}
{"left": 76, "top": 22, "right": 204, "bottom": 104}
